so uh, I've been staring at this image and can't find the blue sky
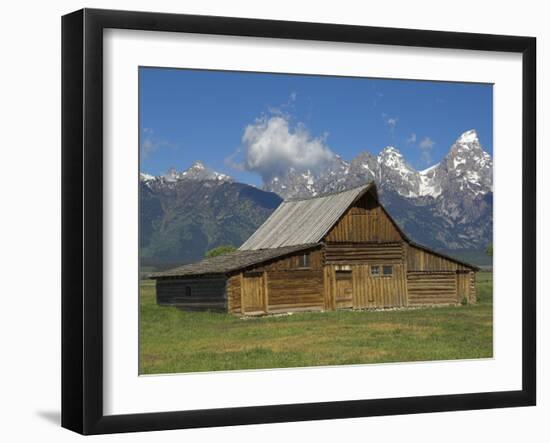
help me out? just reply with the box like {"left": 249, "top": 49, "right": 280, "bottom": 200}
{"left": 139, "top": 67, "right": 493, "bottom": 186}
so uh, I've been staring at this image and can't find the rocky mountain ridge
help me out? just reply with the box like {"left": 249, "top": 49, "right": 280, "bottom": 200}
{"left": 140, "top": 129, "right": 493, "bottom": 265}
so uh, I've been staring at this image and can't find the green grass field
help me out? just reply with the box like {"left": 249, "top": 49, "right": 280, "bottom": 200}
{"left": 139, "top": 272, "right": 493, "bottom": 374}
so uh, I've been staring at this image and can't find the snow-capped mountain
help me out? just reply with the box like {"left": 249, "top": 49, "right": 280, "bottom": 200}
{"left": 377, "top": 146, "right": 423, "bottom": 198}
{"left": 140, "top": 129, "right": 493, "bottom": 255}
{"left": 262, "top": 129, "right": 493, "bottom": 251}
{"left": 139, "top": 168, "right": 281, "bottom": 267}
{"left": 263, "top": 129, "right": 492, "bottom": 203}
{"left": 140, "top": 161, "right": 233, "bottom": 188}
{"left": 433, "top": 129, "right": 492, "bottom": 198}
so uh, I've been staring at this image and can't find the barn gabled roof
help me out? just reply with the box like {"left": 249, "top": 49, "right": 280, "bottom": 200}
{"left": 239, "top": 181, "right": 479, "bottom": 271}
{"left": 239, "top": 183, "right": 376, "bottom": 250}
{"left": 150, "top": 243, "right": 321, "bottom": 278}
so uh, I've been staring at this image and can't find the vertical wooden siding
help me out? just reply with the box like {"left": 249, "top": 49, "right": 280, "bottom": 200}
{"left": 325, "top": 264, "right": 407, "bottom": 309}
{"left": 242, "top": 273, "right": 266, "bottom": 314}
{"left": 324, "top": 194, "right": 402, "bottom": 243}
{"left": 226, "top": 274, "right": 241, "bottom": 314}
{"left": 456, "top": 272, "right": 470, "bottom": 304}
{"left": 266, "top": 269, "right": 324, "bottom": 313}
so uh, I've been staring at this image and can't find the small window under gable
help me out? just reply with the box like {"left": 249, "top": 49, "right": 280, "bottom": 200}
{"left": 383, "top": 265, "right": 393, "bottom": 276}
{"left": 298, "top": 252, "right": 311, "bottom": 268}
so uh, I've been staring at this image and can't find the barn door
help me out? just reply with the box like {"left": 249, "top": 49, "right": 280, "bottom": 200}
{"left": 456, "top": 271, "right": 470, "bottom": 303}
{"left": 242, "top": 272, "right": 266, "bottom": 314}
{"left": 335, "top": 271, "right": 353, "bottom": 309}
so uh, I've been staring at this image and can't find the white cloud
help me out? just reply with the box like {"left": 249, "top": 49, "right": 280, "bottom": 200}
{"left": 240, "top": 114, "right": 334, "bottom": 180}
{"left": 407, "top": 133, "right": 417, "bottom": 144}
{"left": 419, "top": 136, "right": 435, "bottom": 150}
{"left": 419, "top": 136, "right": 435, "bottom": 165}
{"left": 140, "top": 129, "right": 177, "bottom": 158}
{"left": 141, "top": 138, "right": 157, "bottom": 158}
{"left": 382, "top": 114, "right": 398, "bottom": 133}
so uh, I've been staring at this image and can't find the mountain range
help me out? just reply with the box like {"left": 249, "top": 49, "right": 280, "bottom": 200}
{"left": 140, "top": 162, "right": 282, "bottom": 267}
{"left": 140, "top": 129, "right": 493, "bottom": 267}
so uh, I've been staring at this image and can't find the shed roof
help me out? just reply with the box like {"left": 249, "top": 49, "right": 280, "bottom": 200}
{"left": 239, "top": 183, "right": 375, "bottom": 250}
{"left": 150, "top": 243, "right": 321, "bottom": 278}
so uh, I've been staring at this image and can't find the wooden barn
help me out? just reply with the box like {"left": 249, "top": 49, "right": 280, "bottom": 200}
{"left": 151, "top": 182, "right": 479, "bottom": 315}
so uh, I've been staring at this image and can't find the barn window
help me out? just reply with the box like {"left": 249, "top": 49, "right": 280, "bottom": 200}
{"left": 298, "top": 253, "right": 311, "bottom": 268}
{"left": 370, "top": 265, "right": 380, "bottom": 276}
{"left": 185, "top": 286, "right": 192, "bottom": 296}
{"left": 383, "top": 265, "right": 393, "bottom": 276}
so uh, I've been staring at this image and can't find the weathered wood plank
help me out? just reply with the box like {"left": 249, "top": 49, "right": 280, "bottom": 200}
{"left": 156, "top": 276, "right": 228, "bottom": 312}
{"left": 324, "top": 193, "right": 402, "bottom": 243}
{"left": 407, "top": 245, "right": 470, "bottom": 272}
{"left": 406, "top": 271, "right": 459, "bottom": 305}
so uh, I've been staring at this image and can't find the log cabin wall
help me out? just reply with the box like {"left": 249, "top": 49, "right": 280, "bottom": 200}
{"left": 405, "top": 244, "right": 475, "bottom": 305}
{"left": 324, "top": 241, "right": 404, "bottom": 264}
{"left": 407, "top": 271, "right": 458, "bottom": 305}
{"left": 253, "top": 249, "right": 324, "bottom": 271}
{"left": 156, "top": 275, "right": 227, "bottom": 312}
{"left": 227, "top": 248, "right": 324, "bottom": 315}
{"left": 406, "top": 244, "right": 470, "bottom": 272}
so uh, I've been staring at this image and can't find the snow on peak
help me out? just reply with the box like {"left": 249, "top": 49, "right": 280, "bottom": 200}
{"left": 189, "top": 161, "right": 206, "bottom": 170}
{"left": 164, "top": 167, "right": 179, "bottom": 182}
{"left": 140, "top": 172, "right": 155, "bottom": 181}
{"left": 212, "top": 171, "right": 232, "bottom": 181}
{"left": 378, "top": 146, "right": 414, "bottom": 173}
{"left": 301, "top": 170, "right": 315, "bottom": 186}
{"left": 457, "top": 129, "right": 479, "bottom": 144}
{"left": 418, "top": 172, "right": 442, "bottom": 198}
{"left": 419, "top": 163, "right": 439, "bottom": 175}
{"left": 148, "top": 162, "right": 234, "bottom": 183}
{"left": 381, "top": 145, "right": 401, "bottom": 155}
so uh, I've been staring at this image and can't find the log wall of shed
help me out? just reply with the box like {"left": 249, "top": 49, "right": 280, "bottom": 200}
{"left": 156, "top": 275, "right": 227, "bottom": 312}
{"left": 406, "top": 244, "right": 470, "bottom": 271}
{"left": 407, "top": 271, "right": 458, "bottom": 305}
{"left": 403, "top": 245, "right": 477, "bottom": 306}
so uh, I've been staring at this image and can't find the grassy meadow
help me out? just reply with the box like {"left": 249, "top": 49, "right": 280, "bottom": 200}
{"left": 139, "top": 272, "right": 493, "bottom": 374}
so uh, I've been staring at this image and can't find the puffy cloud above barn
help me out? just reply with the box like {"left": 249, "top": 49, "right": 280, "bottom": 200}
{"left": 241, "top": 114, "right": 334, "bottom": 181}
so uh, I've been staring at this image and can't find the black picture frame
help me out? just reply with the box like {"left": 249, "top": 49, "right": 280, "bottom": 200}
{"left": 61, "top": 8, "right": 536, "bottom": 435}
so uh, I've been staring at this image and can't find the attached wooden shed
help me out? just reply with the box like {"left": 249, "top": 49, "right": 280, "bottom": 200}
{"left": 151, "top": 182, "right": 479, "bottom": 315}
